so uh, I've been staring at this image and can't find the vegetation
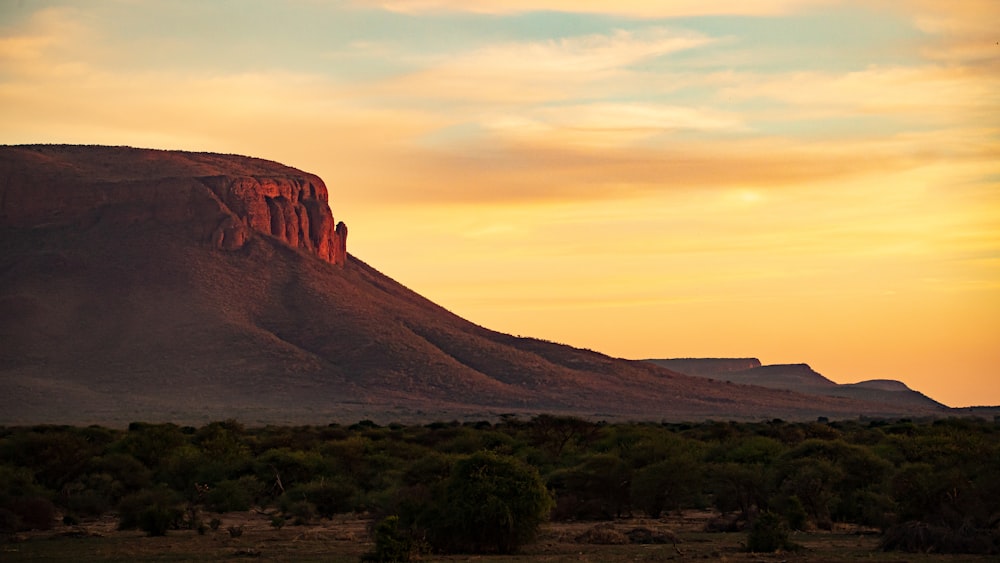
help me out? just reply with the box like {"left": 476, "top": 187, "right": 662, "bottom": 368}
{"left": 0, "top": 416, "right": 997, "bottom": 556}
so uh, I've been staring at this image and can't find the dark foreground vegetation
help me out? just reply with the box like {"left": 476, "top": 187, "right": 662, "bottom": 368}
{"left": 2, "top": 416, "right": 998, "bottom": 559}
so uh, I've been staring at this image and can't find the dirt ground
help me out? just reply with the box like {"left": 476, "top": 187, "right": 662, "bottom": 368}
{"left": 2, "top": 510, "right": 994, "bottom": 562}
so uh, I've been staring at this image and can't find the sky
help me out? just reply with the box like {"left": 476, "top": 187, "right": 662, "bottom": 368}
{"left": 1, "top": 0, "right": 998, "bottom": 407}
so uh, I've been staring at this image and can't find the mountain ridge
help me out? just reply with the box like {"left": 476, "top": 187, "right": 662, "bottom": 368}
{"left": 645, "top": 358, "right": 947, "bottom": 412}
{"left": 0, "top": 145, "right": 953, "bottom": 425}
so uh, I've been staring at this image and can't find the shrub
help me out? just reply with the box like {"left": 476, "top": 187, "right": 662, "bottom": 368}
{"left": 781, "top": 495, "right": 808, "bottom": 531}
{"left": 205, "top": 479, "right": 253, "bottom": 513}
{"left": 138, "top": 505, "right": 177, "bottom": 536}
{"left": 575, "top": 523, "right": 629, "bottom": 545}
{"left": 548, "top": 454, "right": 631, "bottom": 521}
{"left": 881, "top": 521, "right": 999, "bottom": 554}
{"left": 0, "top": 508, "right": 22, "bottom": 533}
{"left": 362, "top": 515, "right": 412, "bottom": 562}
{"left": 117, "top": 486, "right": 183, "bottom": 536}
{"left": 630, "top": 456, "right": 701, "bottom": 518}
{"left": 283, "top": 479, "right": 357, "bottom": 518}
{"left": 419, "top": 451, "right": 553, "bottom": 554}
{"left": 9, "top": 497, "right": 55, "bottom": 531}
{"left": 281, "top": 499, "right": 317, "bottom": 525}
{"left": 746, "top": 512, "right": 796, "bottom": 553}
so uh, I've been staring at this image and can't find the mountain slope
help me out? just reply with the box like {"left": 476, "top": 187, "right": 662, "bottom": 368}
{"left": 0, "top": 145, "right": 950, "bottom": 425}
{"left": 646, "top": 359, "right": 946, "bottom": 412}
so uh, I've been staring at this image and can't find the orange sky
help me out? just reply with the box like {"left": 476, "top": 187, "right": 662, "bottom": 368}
{"left": 1, "top": 0, "right": 998, "bottom": 406}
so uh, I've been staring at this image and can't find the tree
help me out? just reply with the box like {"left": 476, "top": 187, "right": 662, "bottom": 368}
{"left": 631, "top": 454, "right": 701, "bottom": 518}
{"left": 420, "top": 451, "right": 553, "bottom": 554}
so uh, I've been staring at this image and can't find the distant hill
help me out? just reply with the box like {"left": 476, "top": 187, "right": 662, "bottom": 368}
{"left": 645, "top": 359, "right": 947, "bottom": 412}
{"left": 0, "top": 145, "right": 952, "bottom": 425}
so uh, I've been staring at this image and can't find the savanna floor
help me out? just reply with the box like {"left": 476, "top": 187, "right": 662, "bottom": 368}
{"left": 2, "top": 510, "right": 993, "bottom": 562}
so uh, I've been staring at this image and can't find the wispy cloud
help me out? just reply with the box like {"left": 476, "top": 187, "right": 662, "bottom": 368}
{"left": 375, "top": 27, "right": 713, "bottom": 104}
{"left": 354, "top": 0, "right": 836, "bottom": 17}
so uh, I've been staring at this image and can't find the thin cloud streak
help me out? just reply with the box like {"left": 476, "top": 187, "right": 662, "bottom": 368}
{"left": 355, "top": 0, "right": 836, "bottom": 17}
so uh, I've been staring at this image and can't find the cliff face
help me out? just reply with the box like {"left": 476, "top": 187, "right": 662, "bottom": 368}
{"left": 0, "top": 145, "right": 347, "bottom": 266}
{"left": 199, "top": 175, "right": 347, "bottom": 265}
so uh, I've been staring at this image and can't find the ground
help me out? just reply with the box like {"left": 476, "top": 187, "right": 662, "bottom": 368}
{"left": 2, "top": 510, "right": 993, "bottom": 562}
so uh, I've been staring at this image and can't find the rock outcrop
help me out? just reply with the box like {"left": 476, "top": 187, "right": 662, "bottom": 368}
{"left": 0, "top": 145, "right": 347, "bottom": 266}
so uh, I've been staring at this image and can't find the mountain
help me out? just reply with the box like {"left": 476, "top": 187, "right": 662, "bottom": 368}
{"left": 0, "top": 145, "right": 951, "bottom": 425}
{"left": 645, "top": 359, "right": 947, "bottom": 413}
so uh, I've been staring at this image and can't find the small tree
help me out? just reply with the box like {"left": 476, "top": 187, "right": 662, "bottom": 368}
{"left": 362, "top": 515, "right": 412, "bottom": 562}
{"left": 422, "top": 451, "right": 553, "bottom": 554}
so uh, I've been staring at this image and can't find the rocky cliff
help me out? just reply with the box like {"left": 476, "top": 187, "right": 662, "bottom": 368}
{"left": 0, "top": 145, "right": 347, "bottom": 265}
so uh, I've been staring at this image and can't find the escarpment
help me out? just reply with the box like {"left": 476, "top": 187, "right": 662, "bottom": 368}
{"left": 199, "top": 174, "right": 347, "bottom": 265}
{"left": 0, "top": 145, "right": 347, "bottom": 265}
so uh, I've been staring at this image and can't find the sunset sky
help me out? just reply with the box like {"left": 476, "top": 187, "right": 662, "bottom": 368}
{"left": 2, "top": 1, "right": 997, "bottom": 407}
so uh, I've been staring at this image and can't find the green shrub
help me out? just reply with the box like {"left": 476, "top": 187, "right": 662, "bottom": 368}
{"left": 117, "top": 486, "right": 183, "bottom": 536}
{"left": 420, "top": 451, "right": 553, "bottom": 554}
{"left": 782, "top": 495, "right": 808, "bottom": 531}
{"left": 362, "top": 515, "right": 412, "bottom": 562}
{"left": 630, "top": 455, "right": 701, "bottom": 518}
{"left": 746, "top": 512, "right": 796, "bottom": 553}
{"left": 281, "top": 479, "right": 357, "bottom": 518}
{"left": 205, "top": 478, "right": 253, "bottom": 513}
{"left": 281, "top": 499, "right": 317, "bottom": 525}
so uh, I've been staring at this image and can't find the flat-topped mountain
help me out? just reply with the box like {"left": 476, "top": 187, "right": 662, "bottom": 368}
{"left": 646, "top": 358, "right": 946, "bottom": 413}
{"left": 0, "top": 145, "right": 951, "bottom": 425}
{"left": 1, "top": 144, "right": 347, "bottom": 265}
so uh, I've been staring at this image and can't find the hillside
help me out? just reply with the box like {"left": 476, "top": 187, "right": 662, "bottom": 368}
{"left": 646, "top": 359, "right": 947, "bottom": 413}
{"left": 0, "top": 145, "right": 951, "bottom": 425}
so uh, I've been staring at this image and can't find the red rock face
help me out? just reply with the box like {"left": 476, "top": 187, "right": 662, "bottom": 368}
{"left": 200, "top": 175, "right": 347, "bottom": 265}
{"left": 0, "top": 145, "right": 347, "bottom": 266}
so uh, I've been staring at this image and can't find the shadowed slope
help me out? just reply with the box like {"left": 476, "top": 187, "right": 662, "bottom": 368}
{"left": 0, "top": 145, "right": 950, "bottom": 425}
{"left": 646, "top": 359, "right": 947, "bottom": 412}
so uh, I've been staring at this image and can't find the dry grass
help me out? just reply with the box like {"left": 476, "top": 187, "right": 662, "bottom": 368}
{"left": 3, "top": 511, "right": 994, "bottom": 563}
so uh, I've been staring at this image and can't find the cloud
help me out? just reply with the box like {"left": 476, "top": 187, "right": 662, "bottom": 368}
{"left": 0, "top": 7, "right": 91, "bottom": 73}
{"left": 718, "top": 66, "right": 999, "bottom": 125}
{"left": 904, "top": 0, "right": 1000, "bottom": 65}
{"left": 479, "top": 103, "right": 744, "bottom": 148}
{"left": 376, "top": 27, "right": 713, "bottom": 104}
{"left": 353, "top": 0, "right": 836, "bottom": 17}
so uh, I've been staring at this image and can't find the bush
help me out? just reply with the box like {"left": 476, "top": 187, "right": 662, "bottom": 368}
{"left": 9, "top": 497, "right": 55, "bottom": 531}
{"left": 281, "top": 499, "right": 317, "bottom": 525}
{"left": 362, "top": 515, "right": 412, "bottom": 562}
{"left": 630, "top": 456, "right": 701, "bottom": 518}
{"left": 881, "top": 521, "right": 999, "bottom": 554}
{"left": 746, "top": 512, "right": 796, "bottom": 553}
{"left": 205, "top": 478, "right": 254, "bottom": 513}
{"left": 781, "top": 495, "right": 808, "bottom": 531}
{"left": 282, "top": 479, "right": 357, "bottom": 518}
{"left": 117, "top": 486, "right": 183, "bottom": 536}
{"left": 418, "top": 451, "right": 553, "bottom": 554}
{"left": 0, "top": 508, "right": 22, "bottom": 533}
